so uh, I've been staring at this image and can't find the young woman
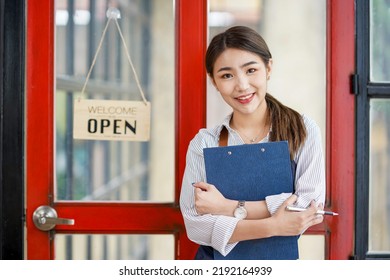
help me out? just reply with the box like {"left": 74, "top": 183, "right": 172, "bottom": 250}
{"left": 179, "top": 26, "right": 325, "bottom": 259}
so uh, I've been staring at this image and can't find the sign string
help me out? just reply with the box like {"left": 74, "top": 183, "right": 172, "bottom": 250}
{"left": 80, "top": 8, "right": 148, "bottom": 105}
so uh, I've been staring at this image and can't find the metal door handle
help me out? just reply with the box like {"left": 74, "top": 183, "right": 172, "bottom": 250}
{"left": 33, "top": 205, "right": 75, "bottom": 231}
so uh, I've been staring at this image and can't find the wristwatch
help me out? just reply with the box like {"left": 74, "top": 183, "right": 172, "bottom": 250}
{"left": 233, "top": 200, "right": 247, "bottom": 220}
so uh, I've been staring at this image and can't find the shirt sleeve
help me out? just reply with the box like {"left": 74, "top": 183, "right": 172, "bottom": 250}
{"left": 265, "top": 116, "right": 326, "bottom": 214}
{"left": 179, "top": 133, "right": 240, "bottom": 256}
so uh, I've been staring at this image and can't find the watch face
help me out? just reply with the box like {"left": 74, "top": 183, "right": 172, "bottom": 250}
{"left": 234, "top": 207, "right": 247, "bottom": 219}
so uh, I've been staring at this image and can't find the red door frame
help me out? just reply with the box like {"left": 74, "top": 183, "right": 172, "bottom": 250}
{"left": 326, "top": 0, "right": 355, "bottom": 259}
{"left": 26, "top": 0, "right": 55, "bottom": 258}
{"left": 26, "top": 0, "right": 355, "bottom": 260}
{"left": 26, "top": 0, "right": 206, "bottom": 260}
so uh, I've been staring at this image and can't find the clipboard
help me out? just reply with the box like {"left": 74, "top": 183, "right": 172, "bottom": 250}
{"left": 203, "top": 141, "right": 299, "bottom": 260}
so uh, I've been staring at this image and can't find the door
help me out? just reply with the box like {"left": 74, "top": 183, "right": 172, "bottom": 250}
{"left": 26, "top": 0, "right": 206, "bottom": 260}
{"left": 25, "top": 0, "right": 354, "bottom": 260}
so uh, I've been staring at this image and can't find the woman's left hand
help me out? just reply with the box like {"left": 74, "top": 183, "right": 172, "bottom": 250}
{"left": 193, "top": 182, "right": 235, "bottom": 216}
{"left": 271, "top": 195, "right": 324, "bottom": 236}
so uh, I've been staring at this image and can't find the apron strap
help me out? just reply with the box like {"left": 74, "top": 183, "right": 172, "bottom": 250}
{"left": 219, "top": 126, "right": 228, "bottom": 147}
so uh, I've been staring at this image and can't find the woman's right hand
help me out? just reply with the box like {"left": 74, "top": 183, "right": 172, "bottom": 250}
{"left": 193, "top": 182, "right": 236, "bottom": 216}
{"left": 271, "top": 195, "right": 324, "bottom": 236}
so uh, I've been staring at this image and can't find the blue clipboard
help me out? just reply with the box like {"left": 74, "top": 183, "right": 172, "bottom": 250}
{"left": 203, "top": 141, "right": 299, "bottom": 260}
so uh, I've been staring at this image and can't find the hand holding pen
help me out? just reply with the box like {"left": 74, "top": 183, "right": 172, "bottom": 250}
{"left": 286, "top": 205, "right": 339, "bottom": 216}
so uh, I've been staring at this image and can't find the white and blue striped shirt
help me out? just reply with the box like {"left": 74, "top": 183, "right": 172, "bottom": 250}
{"left": 179, "top": 114, "right": 326, "bottom": 256}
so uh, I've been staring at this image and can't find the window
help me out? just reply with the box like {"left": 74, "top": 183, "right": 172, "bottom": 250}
{"left": 55, "top": 0, "right": 175, "bottom": 203}
{"left": 54, "top": 0, "right": 175, "bottom": 260}
{"left": 356, "top": 0, "right": 390, "bottom": 259}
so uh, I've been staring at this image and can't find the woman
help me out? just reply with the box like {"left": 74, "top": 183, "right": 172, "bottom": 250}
{"left": 179, "top": 26, "right": 325, "bottom": 259}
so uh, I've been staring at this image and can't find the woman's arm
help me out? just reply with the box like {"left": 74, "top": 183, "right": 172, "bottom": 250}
{"left": 229, "top": 196, "right": 323, "bottom": 243}
{"left": 180, "top": 134, "right": 241, "bottom": 256}
{"left": 193, "top": 183, "right": 323, "bottom": 243}
{"left": 193, "top": 182, "right": 270, "bottom": 219}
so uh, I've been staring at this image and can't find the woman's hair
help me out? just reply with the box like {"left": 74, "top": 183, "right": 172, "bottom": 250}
{"left": 265, "top": 93, "right": 306, "bottom": 159}
{"left": 205, "top": 26, "right": 272, "bottom": 77}
{"left": 206, "top": 26, "right": 307, "bottom": 158}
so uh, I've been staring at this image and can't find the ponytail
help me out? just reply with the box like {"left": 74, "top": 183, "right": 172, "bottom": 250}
{"left": 266, "top": 93, "right": 306, "bottom": 159}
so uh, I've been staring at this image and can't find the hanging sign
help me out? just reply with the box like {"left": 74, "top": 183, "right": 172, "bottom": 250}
{"left": 73, "top": 99, "right": 151, "bottom": 141}
{"left": 73, "top": 8, "right": 151, "bottom": 142}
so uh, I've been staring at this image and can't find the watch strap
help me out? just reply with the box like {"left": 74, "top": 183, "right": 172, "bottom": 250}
{"left": 238, "top": 200, "right": 245, "bottom": 208}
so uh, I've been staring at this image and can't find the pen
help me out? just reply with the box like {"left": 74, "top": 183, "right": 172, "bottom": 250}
{"left": 286, "top": 205, "right": 339, "bottom": 216}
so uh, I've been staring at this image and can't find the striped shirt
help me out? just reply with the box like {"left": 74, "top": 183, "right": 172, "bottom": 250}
{"left": 179, "top": 114, "right": 326, "bottom": 256}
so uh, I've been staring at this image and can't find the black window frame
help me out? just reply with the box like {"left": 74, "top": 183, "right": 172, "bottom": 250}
{"left": 355, "top": 0, "right": 390, "bottom": 260}
{"left": 0, "top": 0, "right": 25, "bottom": 260}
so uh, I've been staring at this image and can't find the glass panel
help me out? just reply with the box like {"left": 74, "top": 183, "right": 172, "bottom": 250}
{"left": 370, "top": 0, "right": 390, "bottom": 82}
{"left": 207, "top": 0, "right": 326, "bottom": 260}
{"left": 298, "top": 235, "right": 325, "bottom": 260}
{"left": 55, "top": 234, "right": 174, "bottom": 260}
{"left": 55, "top": 0, "right": 175, "bottom": 201}
{"left": 369, "top": 99, "right": 390, "bottom": 252}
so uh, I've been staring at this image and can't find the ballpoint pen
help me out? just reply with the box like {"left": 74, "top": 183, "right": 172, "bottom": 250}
{"left": 286, "top": 205, "right": 339, "bottom": 216}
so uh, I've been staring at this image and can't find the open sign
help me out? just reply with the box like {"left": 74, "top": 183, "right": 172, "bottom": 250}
{"left": 73, "top": 99, "right": 151, "bottom": 141}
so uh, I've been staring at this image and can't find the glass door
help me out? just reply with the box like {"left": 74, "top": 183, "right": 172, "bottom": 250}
{"left": 54, "top": 0, "right": 175, "bottom": 260}
{"left": 26, "top": 0, "right": 206, "bottom": 260}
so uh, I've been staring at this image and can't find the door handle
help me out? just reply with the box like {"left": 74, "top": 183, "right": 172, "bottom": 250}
{"left": 32, "top": 205, "right": 75, "bottom": 231}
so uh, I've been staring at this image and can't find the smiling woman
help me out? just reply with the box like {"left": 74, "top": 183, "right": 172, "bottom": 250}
{"left": 210, "top": 48, "right": 270, "bottom": 139}
{"left": 179, "top": 26, "right": 326, "bottom": 260}
{"left": 206, "top": 0, "right": 327, "bottom": 260}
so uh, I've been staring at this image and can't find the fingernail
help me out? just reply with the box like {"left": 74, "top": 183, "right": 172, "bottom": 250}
{"left": 192, "top": 182, "right": 196, "bottom": 186}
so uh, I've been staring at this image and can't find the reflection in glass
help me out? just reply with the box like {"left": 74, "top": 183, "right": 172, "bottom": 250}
{"left": 55, "top": 0, "right": 175, "bottom": 202}
{"left": 55, "top": 234, "right": 174, "bottom": 260}
{"left": 369, "top": 99, "right": 390, "bottom": 252}
{"left": 370, "top": 0, "right": 390, "bottom": 82}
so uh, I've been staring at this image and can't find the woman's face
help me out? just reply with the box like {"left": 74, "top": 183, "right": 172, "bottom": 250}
{"left": 211, "top": 48, "right": 272, "bottom": 116}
